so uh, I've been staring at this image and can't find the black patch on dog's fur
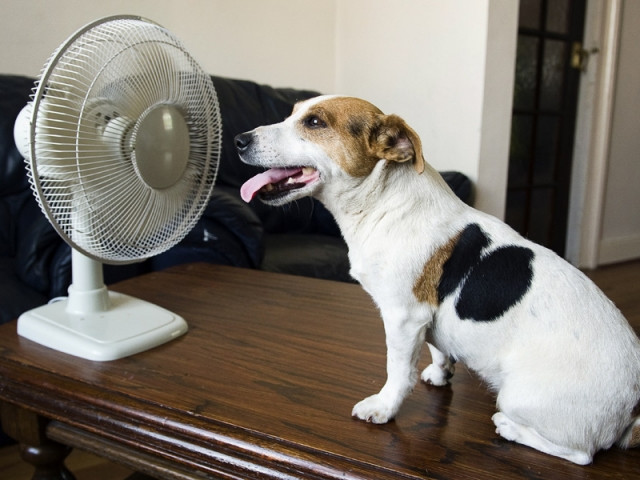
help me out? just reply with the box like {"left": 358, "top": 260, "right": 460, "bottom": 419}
{"left": 455, "top": 246, "right": 533, "bottom": 321}
{"left": 438, "top": 224, "right": 489, "bottom": 302}
{"left": 348, "top": 119, "right": 365, "bottom": 137}
{"left": 438, "top": 223, "right": 534, "bottom": 321}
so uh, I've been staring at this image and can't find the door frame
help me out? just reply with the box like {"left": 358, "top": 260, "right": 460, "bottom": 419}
{"left": 565, "top": 0, "right": 622, "bottom": 268}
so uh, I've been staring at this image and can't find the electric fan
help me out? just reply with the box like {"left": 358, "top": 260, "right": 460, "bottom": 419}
{"left": 13, "top": 15, "right": 221, "bottom": 361}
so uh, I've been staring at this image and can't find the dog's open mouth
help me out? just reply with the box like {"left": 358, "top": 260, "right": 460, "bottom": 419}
{"left": 240, "top": 167, "right": 319, "bottom": 203}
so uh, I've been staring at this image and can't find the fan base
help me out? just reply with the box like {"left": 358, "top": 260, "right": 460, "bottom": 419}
{"left": 18, "top": 291, "right": 188, "bottom": 361}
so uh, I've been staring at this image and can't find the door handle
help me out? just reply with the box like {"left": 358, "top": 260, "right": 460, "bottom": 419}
{"left": 571, "top": 42, "right": 599, "bottom": 72}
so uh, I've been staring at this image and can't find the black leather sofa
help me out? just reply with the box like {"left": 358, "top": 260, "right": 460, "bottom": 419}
{"left": 0, "top": 74, "right": 471, "bottom": 326}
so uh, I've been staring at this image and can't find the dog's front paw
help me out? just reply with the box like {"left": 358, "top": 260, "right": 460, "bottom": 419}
{"left": 352, "top": 394, "right": 396, "bottom": 424}
{"left": 421, "top": 363, "right": 454, "bottom": 386}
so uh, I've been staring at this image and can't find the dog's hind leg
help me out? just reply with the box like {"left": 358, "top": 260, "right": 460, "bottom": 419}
{"left": 492, "top": 412, "right": 593, "bottom": 465}
{"left": 352, "top": 313, "right": 427, "bottom": 424}
{"left": 421, "top": 343, "right": 455, "bottom": 386}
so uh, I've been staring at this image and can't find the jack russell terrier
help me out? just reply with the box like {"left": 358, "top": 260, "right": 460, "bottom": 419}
{"left": 235, "top": 95, "right": 640, "bottom": 465}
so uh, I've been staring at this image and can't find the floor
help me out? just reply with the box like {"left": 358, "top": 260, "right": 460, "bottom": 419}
{"left": 0, "top": 443, "right": 133, "bottom": 480}
{"left": 1, "top": 259, "right": 639, "bottom": 479}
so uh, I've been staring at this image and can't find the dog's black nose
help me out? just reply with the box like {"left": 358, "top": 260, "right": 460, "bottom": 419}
{"left": 235, "top": 132, "right": 253, "bottom": 152}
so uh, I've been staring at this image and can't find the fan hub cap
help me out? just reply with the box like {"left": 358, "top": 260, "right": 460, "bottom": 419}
{"left": 133, "top": 104, "right": 190, "bottom": 189}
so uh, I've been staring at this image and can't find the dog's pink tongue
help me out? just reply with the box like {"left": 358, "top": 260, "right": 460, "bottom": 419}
{"left": 240, "top": 168, "right": 302, "bottom": 202}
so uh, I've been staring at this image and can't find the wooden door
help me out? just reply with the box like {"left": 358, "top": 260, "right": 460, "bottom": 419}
{"left": 506, "top": 0, "right": 586, "bottom": 256}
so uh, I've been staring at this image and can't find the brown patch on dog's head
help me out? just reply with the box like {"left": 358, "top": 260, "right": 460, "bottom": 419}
{"left": 293, "top": 96, "right": 426, "bottom": 177}
{"left": 413, "top": 233, "right": 460, "bottom": 305}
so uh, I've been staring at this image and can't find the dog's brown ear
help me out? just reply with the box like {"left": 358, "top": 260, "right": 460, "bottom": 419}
{"left": 370, "top": 114, "right": 425, "bottom": 174}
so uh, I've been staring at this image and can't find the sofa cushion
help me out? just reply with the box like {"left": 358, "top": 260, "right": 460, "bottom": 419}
{"left": 261, "top": 234, "right": 352, "bottom": 282}
{"left": 0, "top": 256, "right": 47, "bottom": 325}
{"left": 151, "top": 186, "right": 264, "bottom": 270}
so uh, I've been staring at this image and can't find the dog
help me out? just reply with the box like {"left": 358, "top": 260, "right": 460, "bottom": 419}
{"left": 235, "top": 95, "right": 640, "bottom": 465}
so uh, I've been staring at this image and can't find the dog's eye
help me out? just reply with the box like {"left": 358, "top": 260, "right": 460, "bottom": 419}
{"left": 303, "top": 115, "right": 327, "bottom": 129}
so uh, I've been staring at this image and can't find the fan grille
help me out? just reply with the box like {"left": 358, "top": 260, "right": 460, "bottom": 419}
{"left": 27, "top": 16, "right": 221, "bottom": 263}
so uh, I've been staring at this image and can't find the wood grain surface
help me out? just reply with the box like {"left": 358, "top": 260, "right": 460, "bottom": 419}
{"left": 1, "top": 263, "right": 639, "bottom": 479}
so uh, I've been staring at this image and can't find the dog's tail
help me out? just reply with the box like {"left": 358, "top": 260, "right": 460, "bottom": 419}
{"left": 619, "top": 418, "right": 640, "bottom": 448}
{"left": 619, "top": 408, "right": 640, "bottom": 449}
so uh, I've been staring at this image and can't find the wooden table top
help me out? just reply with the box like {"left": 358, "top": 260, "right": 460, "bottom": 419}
{"left": 0, "top": 263, "right": 638, "bottom": 479}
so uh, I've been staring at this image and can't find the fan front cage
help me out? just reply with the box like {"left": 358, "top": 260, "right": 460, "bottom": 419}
{"left": 26, "top": 16, "right": 221, "bottom": 264}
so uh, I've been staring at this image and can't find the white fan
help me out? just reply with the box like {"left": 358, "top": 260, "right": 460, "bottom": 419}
{"left": 13, "top": 15, "right": 221, "bottom": 361}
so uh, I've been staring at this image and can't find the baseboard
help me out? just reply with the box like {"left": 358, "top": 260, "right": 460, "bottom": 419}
{"left": 598, "top": 233, "right": 640, "bottom": 265}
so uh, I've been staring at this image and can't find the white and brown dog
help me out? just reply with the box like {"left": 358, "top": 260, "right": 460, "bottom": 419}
{"left": 235, "top": 95, "right": 640, "bottom": 464}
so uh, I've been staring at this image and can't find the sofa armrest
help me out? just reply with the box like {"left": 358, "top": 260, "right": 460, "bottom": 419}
{"left": 440, "top": 170, "right": 473, "bottom": 204}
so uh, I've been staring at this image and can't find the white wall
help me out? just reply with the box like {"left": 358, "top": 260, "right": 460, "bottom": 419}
{"left": 598, "top": 0, "right": 640, "bottom": 265}
{"left": 1, "top": 0, "right": 517, "bottom": 218}
{"left": 335, "top": 0, "right": 517, "bottom": 217}
{"left": 335, "top": 1, "right": 488, "bottom": 180}
{"left": 0, "top": 0, "right": 336, "bottom": 94}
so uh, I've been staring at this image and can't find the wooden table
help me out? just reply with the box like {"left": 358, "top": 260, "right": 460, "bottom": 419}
{"left": 1, "top": 263, "right": 638, "bottom": 479}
